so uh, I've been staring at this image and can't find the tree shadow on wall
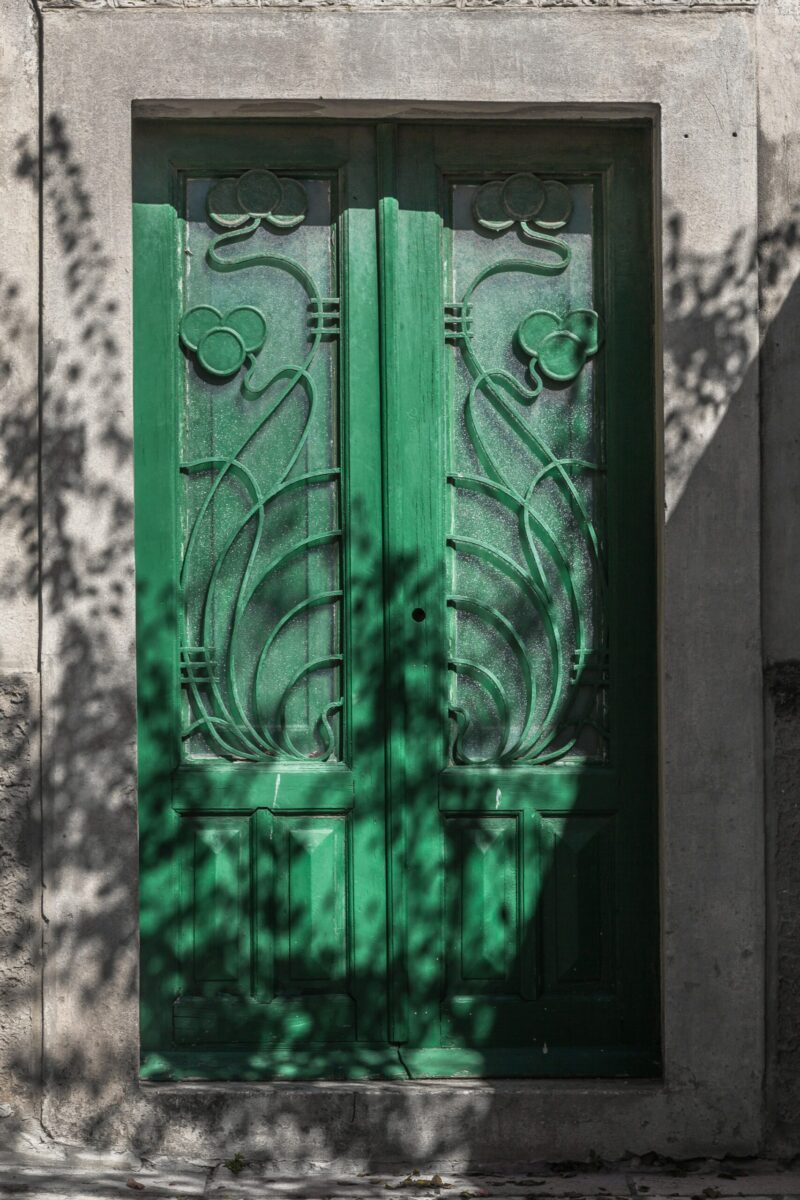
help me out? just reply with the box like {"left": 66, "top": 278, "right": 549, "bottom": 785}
{"left": 0, "top": 111, "right": 139, "bottom": 1150}
{"left": 0, "top": 111, "right": 797, "bottom": 1170}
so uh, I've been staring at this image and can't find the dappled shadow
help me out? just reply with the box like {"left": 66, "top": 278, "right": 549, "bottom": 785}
{"left": 0, "top": 113, "right": 625, "bottom": 1167}
{"left": 663, "top": 212, "right": 754, "bottom": 514}
{"left": 760, "top": 196, "right": 800, "bottom": 1145}
{"left": 0, "top": 110, "right": 787, "bottom": 1168}
{"left": 0, "top": 112, "right": 140, "bottom": 1149}
{"left": 663, "top": 197, "right": 800, "bottom": 515}
{"left": 129, "top": 122, "right": 645, "bottom": 1152}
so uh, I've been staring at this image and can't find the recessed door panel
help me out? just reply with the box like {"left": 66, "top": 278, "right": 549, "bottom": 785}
{"left": 179, "top": 172, "right": 342, "bottom": 764}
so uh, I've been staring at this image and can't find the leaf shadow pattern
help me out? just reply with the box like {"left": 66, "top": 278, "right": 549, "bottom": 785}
{"left": 0, "top": 112, "right": 792, "bottom": 1168}
{"left": 759, "top": 196, "right": 800, "bottom": 1143}
{"left": 663, "top": 197, "right": 799, "bottom": 515}
{"left": 0, "top": 112, "right": 569, "bottom": 1164}
{"left": 0, "top": 112, "right": 141, "bottom": 1149}
{"left": 663, "top": 212, "right": 754, "bottom": 514}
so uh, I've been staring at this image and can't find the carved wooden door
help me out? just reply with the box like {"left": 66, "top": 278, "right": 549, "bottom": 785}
{"left": 386, "top": 124, "right": 659, "bottom": 1077}
{"left": 134, "top": 121, "right": 659, "bottom": 1081}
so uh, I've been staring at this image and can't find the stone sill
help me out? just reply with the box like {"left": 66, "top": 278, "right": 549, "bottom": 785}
{"left": 39, "top": 0, "right": 759, "bottom": 11}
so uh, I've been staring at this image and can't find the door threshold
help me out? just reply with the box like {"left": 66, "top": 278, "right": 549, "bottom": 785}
{"left": 141, "top": 1044, "right": 659, "bottom": 1082}
{"left": 140, "top": 1047, "right": 410, "bottom": 1082}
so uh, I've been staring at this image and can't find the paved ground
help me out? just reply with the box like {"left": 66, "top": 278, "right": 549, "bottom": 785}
{"left": 2, "top": 1156, "right": 800, "bottom": 1200}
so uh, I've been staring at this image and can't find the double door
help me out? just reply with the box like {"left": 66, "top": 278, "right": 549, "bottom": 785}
{"left": 134, "top": 120, "right": 659, "bottom": 1080}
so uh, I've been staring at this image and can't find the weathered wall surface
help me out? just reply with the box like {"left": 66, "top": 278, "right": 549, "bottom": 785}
{"left": 30, "top": 6, "right": 764, "bottom": 1164}
{"left": 34, "top": 0, "right": 759, "bottom": 10}
{"left": 0, "top": 676, "right": 38, "bottom": 1135}
{"left": 1, "top": 0, "right": 799, "bottom": 1164}
{"left": 759, "top": 0, "right": 800, "bottom": 1155}
{"left": 0, "top": 0, "right": 41, "bottom": 1143}
{"left": 765, "top": 662, "right": 800, "bottom": 1150}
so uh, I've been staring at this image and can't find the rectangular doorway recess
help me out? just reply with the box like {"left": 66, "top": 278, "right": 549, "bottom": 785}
{"left": 133, "top": 119, "right": 659, "bottom": 1082}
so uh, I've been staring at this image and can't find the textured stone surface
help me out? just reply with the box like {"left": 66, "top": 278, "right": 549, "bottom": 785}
{"left": 0, "top": 1151, "right": 208, "bottom": 1198}
{"left": 5, "top": 0, "right": 798, "bottom": 1165}
{"left": 2, "top": 1157, "right": 800, "bottom": 1200}
{"left": 31, "top": 4, "right": 764, "bottom": 1162}
{"left": 0, "top": 675, "right": 39, "bottom": 1130}
{"left": 765, "top": 663, "right": 800, "bottom": 1145}
{"left": 36, "top": 0, "right": 759, "bottom": 8}
{"left": 0, "top": 0, "right": 41, "bottom": 1143}
{"left": 0, "top": 0, "right": 39, "bottom": 671}
{"left": 758, "top": 0, "right": 800, "bottom": 1156}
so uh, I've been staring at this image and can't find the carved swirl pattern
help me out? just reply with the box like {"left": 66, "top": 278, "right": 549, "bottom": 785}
{"left": 446, "top": 177, "right": 607, "bottom": 765}
{"left": 178, "top": 171, "right": 342, "bottom": 762}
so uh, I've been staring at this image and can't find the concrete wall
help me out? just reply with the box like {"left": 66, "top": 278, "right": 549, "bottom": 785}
{"left": 758, "top": 0, "right": 800, "bottom": 1156}
{"left": 0, "top": 0, "right": 41, "bottom": 1147}
{"left": 0, "top": 0, "right": 796, "bottom": 1165}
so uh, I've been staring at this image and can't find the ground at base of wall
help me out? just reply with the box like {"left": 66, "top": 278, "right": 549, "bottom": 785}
{"left": 3, "top": 1156, "right": 800, "bottom": 1200}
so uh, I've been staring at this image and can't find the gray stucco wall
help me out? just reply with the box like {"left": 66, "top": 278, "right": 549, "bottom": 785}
{"left": 0, "top": 0, "right": 41, "bottom": 1147}
{"left": 759, "top": 0, "right": 800, "bottom": 1153}
{"left": 0, "top": 0, "right": 797, "bottom": 1165}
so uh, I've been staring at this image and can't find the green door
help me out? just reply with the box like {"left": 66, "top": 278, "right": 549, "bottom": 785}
{"left": 134, "top": 120, "right": 658, "bottom": 1081}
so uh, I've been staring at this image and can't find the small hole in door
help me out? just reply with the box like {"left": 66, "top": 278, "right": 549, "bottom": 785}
{"left": 412, "top": 608, "right": 426, "bottom": 623}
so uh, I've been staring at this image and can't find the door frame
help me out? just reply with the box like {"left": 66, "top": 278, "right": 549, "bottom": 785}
{"left": 35, "top": 2, "right": 764, "bottom": 1149}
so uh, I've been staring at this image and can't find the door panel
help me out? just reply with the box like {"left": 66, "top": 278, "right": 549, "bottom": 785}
{"left": 178, "top": 169, "right": 342, "bottom": 765}
{"left": 446, "top": 174, "right": 605, "bottom": 767}
{"left": 392, "top": 124, "right": 659, "bottom": 1077}
{"left": 135, "top": 120, "right": 659, "bottom": 1081}
{"left": 134, "top": 123, "right": 399, "bottom": 1079}
{"left": 540, "top": 813, "right": 615, "bottom": 994}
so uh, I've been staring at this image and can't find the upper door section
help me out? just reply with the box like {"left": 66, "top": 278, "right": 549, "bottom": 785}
{"left": 179, "top": 166, "right": 343, "bottom": 764}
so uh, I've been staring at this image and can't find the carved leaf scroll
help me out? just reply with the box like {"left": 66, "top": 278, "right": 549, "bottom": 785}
{"left": 178, "top": 170, "right": 342, "bottom": 763}
{"left": 447, "top": 176, "right": 608, "bottom": 765}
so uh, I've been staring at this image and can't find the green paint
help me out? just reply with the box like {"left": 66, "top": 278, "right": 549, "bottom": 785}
{"left": 134, "top": 120, "right": 659, "bottom": 1081}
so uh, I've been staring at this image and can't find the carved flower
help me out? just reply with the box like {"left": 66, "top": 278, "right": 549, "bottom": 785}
{"left": 179, "top": 304, "right": 267, "bottom": 378}
{"left": 516, "top": 308, "right": 602, "bottom": 385}
{"left": 473, "top": 173, "right": 573, "bottom": 233}
{"left": 207, "top": 169, "right": 308, "bottom": 231}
